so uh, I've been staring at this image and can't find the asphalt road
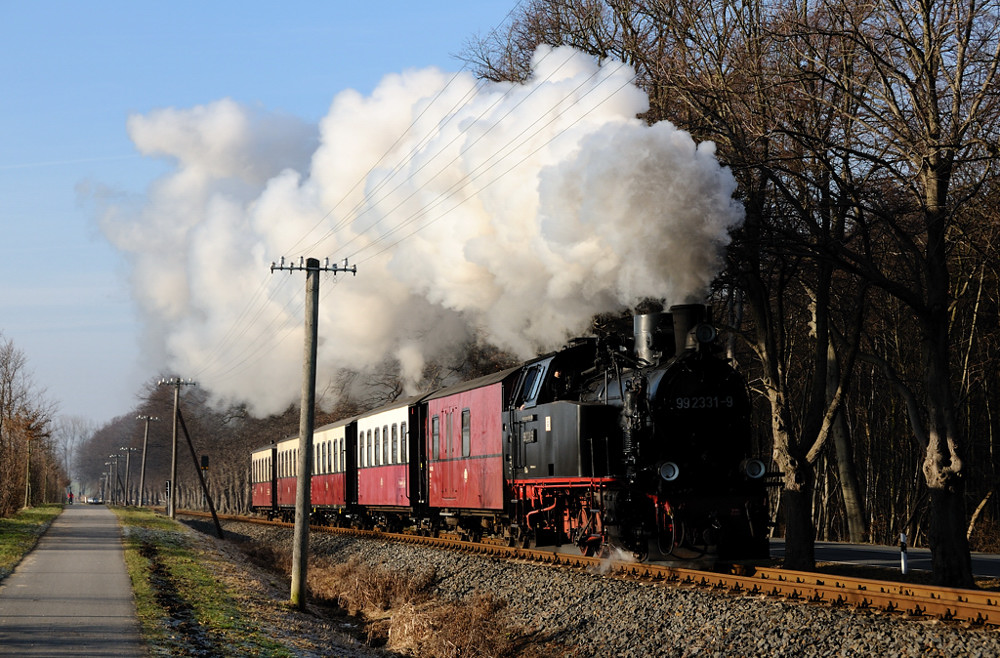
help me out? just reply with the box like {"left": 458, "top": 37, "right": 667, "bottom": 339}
{"left": 0, "top": 504, "right": 143, "bottom": 656}
{"left": 769, "top": 538, "right": 1000, "bottom": 578}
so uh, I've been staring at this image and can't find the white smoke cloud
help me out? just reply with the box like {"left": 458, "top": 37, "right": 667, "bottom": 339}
{"left": 98, "top": 46, "right": 743, "bottom": 416}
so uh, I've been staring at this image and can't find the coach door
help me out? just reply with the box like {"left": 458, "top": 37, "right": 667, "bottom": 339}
{"left": 440, "top": 408, "right": 461, "bottom": 501}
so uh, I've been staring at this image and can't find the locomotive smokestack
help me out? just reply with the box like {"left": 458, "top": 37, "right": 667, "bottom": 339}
{"left": 670, "top": 304, "right": 708, "bottom": 354}
{"left": 633, "top": 313, "right": 674, "bottom": 365}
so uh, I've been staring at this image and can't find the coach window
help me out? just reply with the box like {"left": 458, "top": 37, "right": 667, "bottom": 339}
{"left": 401, "top": 422, "right": 408, "bottom": 462}
{"left": 462, "top": 409, "right": 471, "bottom": 457}
{"left": 431, "top": 415, "right": 440, "bottom": 460}
{"left": 383, "top": 425, "right": 389, "bottom": 465}
{"left": 391, "top": 424, "right": 398, "bottom": 463}
{"left": 446, "top": 411, "right": 454, "bottom": 457}
{"left": 375, "top": 427, "right": 381, "bottom": 465}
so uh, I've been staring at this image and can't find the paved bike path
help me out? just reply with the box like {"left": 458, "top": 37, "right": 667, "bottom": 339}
{"left": 0, "top": 504, "right": 144, "bottom": 656}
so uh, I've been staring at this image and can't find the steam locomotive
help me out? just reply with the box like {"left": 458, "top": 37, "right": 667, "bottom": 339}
{"left": 251, "top": 304, "right": 771, "bottom": 561}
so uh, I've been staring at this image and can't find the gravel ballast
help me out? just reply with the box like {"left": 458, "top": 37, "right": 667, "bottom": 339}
{"left": 188, "top": 518, "right": 1000, "bottom": 657}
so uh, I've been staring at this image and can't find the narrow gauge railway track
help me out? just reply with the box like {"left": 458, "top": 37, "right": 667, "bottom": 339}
{"left": 177, "top": 509, "right": 1000, "bottom": 627}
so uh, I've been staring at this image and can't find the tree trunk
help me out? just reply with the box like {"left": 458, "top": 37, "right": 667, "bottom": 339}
{"left": 927, "top": 488, "right": 974, "bottom": 587}
{"left": 921, "top": 272, "right": 974, "bottom": 587}
{"left": 782, "top": 483, "right": 815, "bottom": 569}
{"left": 827, "top": 343, "right": 866, "bottom": 542}
{"left": 770, "top": 385, "right": 816, "bottom": 570}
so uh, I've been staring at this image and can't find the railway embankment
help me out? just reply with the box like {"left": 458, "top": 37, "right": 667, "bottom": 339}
{"left": 180, "top": 515, "right": 1000, "bottom": 657}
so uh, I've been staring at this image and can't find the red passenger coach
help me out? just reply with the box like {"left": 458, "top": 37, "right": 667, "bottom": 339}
{"left": 274, "top": 435, "right": 300, "bottom": 516}
{"left": 250, "top": 443, "right": 276, "bottom": 513}
{"left": 356, "top": 397, "right": 418, "bottom": 512}
{"left": 310, "top": 418, "right": 356, "bottom": 513}
{"left": 425, "top": 369, "right": 518, "bottom": 512}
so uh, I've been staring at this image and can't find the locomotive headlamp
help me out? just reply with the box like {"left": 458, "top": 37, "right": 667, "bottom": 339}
{"left": 742, "top": 458, "right": 767, "bottom": 479}
{"left": 658, "top": 461, "right": 680, "bottom": 482}
{"left": 694, "top": 323, "right": 717, "bottom": 344}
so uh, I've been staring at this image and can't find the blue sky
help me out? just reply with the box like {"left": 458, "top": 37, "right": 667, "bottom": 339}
{"left": 0, "top": 1, "right": 517, "bottom": 423}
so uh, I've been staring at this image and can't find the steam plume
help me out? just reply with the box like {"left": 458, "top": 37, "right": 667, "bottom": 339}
{"left": 98, "top": 46, "right": 743, "bottom": 415}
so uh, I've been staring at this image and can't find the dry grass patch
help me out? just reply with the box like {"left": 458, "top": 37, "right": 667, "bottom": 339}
{"left": 309, "top": 555, "right": 436, "bottom": 614}
{"left": 241, "top": 538, "right": 293, "bottom": 574}
{"left": 387, "top": 592, "right": 522, "bottom": 657}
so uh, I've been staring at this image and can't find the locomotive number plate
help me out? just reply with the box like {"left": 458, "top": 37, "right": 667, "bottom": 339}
{"left": 673, "top": 395, "right": 735, "bottom": 410}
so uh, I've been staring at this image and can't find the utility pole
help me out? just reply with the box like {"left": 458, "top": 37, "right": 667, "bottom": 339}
{"left": 137, "top": 416, "right": 159, "bottom": 507}
{"left": 120, "top": 446, "right": 137, "bottom": 505}
{"left": 158, "top": 378, "right": 196, "bottom": 518}
{"left": 23, "top": 437, "right": 31, "bottom": 508}
{"left": 270, "top": 256, "right": 356, "bottom": 609}
{"left": 108, "top": 455, "right": 120, "bottom": 505}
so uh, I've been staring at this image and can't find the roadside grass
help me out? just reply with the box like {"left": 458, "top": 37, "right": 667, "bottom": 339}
{"left": 113, "top": 507, "right": 295, "bottom": 657}
{"left": 0, "top": 504, "right": 63, "bottom": 582}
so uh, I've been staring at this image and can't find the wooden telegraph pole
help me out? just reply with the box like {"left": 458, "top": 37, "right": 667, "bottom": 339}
{"left": 270, "top": 256, "right": 356, "bottom": 609}
{"left": 158, "top": 378, "right": 196, "bottom": 518}
{"left": 136, "top": 415, "right": 159, "bottom": 506}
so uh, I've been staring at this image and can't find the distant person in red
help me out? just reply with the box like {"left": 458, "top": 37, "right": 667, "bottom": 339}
{"left": 68, "top": 492, "right": 74, "bottom": 505}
